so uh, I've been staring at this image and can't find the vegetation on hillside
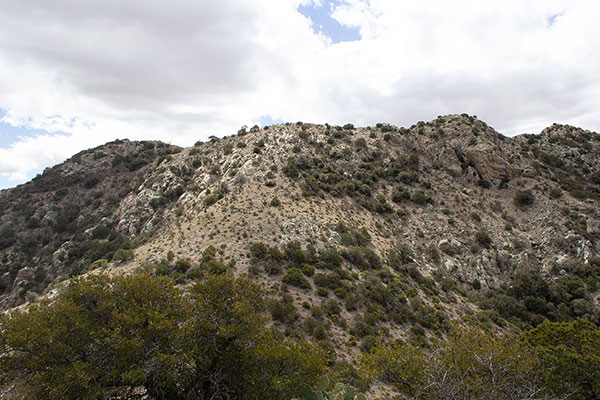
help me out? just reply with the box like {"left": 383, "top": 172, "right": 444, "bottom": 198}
{"left": 0, "top": 272, "right": 326, "bottom": 399}
{"left": 1, "top": 271, "right": 599, "bottom": 399}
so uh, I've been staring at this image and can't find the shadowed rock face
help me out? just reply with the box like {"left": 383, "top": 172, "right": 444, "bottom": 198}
{"left": 0, "top": 114, "right": 599, "bottom": 313}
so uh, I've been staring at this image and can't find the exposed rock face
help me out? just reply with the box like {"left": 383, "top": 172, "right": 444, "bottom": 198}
{"left": 464, "top": 146, "right": 515, "bottom": 180}
{"left": 0, "top": 114, "right": 599, "bottom": 313}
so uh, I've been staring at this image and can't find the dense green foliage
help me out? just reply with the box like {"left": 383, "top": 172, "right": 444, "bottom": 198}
{"left": 524, "top": 319, "right": 600, "bottom": 399}
{"left": 292, "top": 378, "right": 366, "bottom": 400}
{"left": 2, "top": 268, "right": 600, "bottom": 399}
{"left": 360, "top": 320, "right": 600, "bottom": 400}
{"left": 475, "top": 266, "right": 600, "bottom": 327}
{"left": 0, "top": 273, "right": 326, "bottom": 399}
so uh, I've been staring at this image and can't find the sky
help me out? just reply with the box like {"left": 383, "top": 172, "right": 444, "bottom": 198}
{"left": 1, "top": 0, "right": 599, "bottom": 189}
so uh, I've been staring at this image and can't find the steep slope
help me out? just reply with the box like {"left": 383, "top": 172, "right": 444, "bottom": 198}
{"left": 1, "top": 114, "right": 600, "bottom": 341}
{"left": 0, "top": 140, "right": 181, "bottom": 308}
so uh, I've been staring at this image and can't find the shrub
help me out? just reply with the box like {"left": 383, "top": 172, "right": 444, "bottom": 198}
{"left": 324, "top": 298, "right": 341, "bottom": 316}
{"left": 174, "top": 258, "right": 193, "bottom": 273}
{"left": 302, "top": 264, "right": 315, "bottom": 276}
{"left": 282, "top": 158, "right": 299, "bottom": 178}
{"left": 270, "top": 197, "right": 281, "bottom": 207}
{"left": 154, "top": 259, "right": 171, "bottom": 276}
{"left": 475, "top": 231, "right": 492, "bottom": 248}
{"left": 361, "top": 324, "right": 547, "bottom": 400}
{"left": 223, "top": 143, "right": 233, "bottom": 155}
{"left": 411, "top": 191, "right": 432, "bottom": 205}
{"left": 514, "top": 189, "right": 535, "bottom": 207}
{"left": 203, "top": 259, "right": 225, "bottom": 275}
{"left": 0, "top": 272, "right": 328, "bottom": 400}
{"left": 282, "top": 268, "right": 311, "bottom": 289}
{"left": 319, "top": 247, "right": 343, "bottom": 268}
{"left": 354, "top": 138, "right": 367, "bottom": 149}
{"left": 250, "top": 242, "right": 269, "bottom": 260}
{"left": 269, "top": 298, "right": 299, "bottom": 324}
{"left": 549, "top": 187, "right": 562, "bottom": 199}
{"left": 112, "top": 248, "right": 134, "bottom": 263}
{"left": 360, "top": 335, "right": 377, "bottom": 353}
{"left": 204, "top": 191, "right": 224, "bottom": 207}
{"left": 392, "top": 188, "right": 411, "bottom": 202}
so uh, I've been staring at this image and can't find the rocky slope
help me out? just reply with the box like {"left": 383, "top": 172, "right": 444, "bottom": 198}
{"left": 0, "top": 139, "right": 181, "bottom": 308}
{"left": 1, "top": 114, "right": 600, "bottom": 340}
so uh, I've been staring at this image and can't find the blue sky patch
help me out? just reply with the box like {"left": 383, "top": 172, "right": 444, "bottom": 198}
{"left": 298, "top": 1, "right": 361, "bottom": 44}
{"left": 0, "top": 109, "right": 58, "bottom": 190}
{"left": 256, "top": 115, "right": 285, "bottom": 127}
{"left": 547, "top": 13, "right": 562, "bottom": 27}
{"left": 0, "top": 109, "right": 50, "bottom": 148}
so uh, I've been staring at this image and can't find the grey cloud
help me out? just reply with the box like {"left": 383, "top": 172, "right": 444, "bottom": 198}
{"left": 0, "top": 1, "right": 262, "bottom": 110}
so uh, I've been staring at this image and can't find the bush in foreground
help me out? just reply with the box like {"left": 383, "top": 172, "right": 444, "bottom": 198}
{"left": 0, "top": 272, "right": 326, "bottom": 399}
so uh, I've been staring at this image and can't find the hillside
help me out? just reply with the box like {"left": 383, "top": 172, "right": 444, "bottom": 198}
{"left": 1, "top": 114, "right": 600, "bottom": 313}
{"left": 0, "top": 117, "right": 597, "bottom": 316}
{"left": 1, "top": 114, "right": 600, "bottom": 398}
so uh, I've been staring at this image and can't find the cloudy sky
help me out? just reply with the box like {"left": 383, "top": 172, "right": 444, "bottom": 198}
{"left": 1, "top": 0, "right": 599, "bottom": 189}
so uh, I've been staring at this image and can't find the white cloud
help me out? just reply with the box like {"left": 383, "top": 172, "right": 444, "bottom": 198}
{"left": 1, "top": 0, "right": 599, "bottom": 187}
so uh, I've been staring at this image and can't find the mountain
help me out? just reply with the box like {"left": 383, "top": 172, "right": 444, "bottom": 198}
{"left": 2, "top": 114, "right": 600, "bottom": 399}
{"left": 1, "top": 113, "right": 600, "bottom": 329}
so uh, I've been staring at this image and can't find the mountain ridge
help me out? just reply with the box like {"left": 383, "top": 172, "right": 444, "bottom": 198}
{"left": 1, "top": 114, "right": 599, "bottom": 332}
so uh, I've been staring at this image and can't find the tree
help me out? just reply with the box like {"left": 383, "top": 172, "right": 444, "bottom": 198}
{"left": 0, "top": 273, "right": 186, "bottom": 399}
{"left": 361, "top": 324, "right": 550, "bottom": 400}
{"left": 360, "top": 340, "right": 427, "bottom": 398}
{"left": 523, "top": 318, "right": 600, "bottom": 400}
{"left": 0, "top": 272, "right": 327, "bottom": 399}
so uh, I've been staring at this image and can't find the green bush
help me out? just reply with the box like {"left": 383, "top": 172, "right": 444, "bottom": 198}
{"left": 475, "top": 231, "right": 492, "bottom": 248}
{"left": 361, "top": 324, "right": 547, "bottom": 400}
{"left": 204, "top": 191, "right": 224, "bottom": 207}
{"left": 302, "top": 264, "right": 315, "bottom": 276}
{"left": 392, "top": 188, "right": 411, "bottom": 202}
{"left": 355, "top": 138, "right": 367, "bottom": 149}
{"left": 282, "top": 268, "right": 311, "bottom": 289}
{"left": 250, "top": 242, "right": 269, "bottom": 260}
{"left": 174, "top": 258, "right": 193, "bottom": 273}
{"left": 0, "top": 273, "right": 327, "bottom": 400}
{"left": 292, "top": 377, "right": 366, "bottom": 400}
{"left": 206, "top": 259, "right": 227, "bottom": 274}
{"left": 154, "top": 258, "right": 173, "bottom": 276}
{"left": 269, "top": 297, "right": 299, "bottom": 324}
{"left": 112, "top": 248, "right": 134, "bottom": 263}
{"left": 411, "top": 191, "right": 432, "bottom": 205}
{"left": 524, "top": 319, "right": 600, "bottom": 400}
{"left": 514, "top": 189, "right": 535, "bottom": 207}
{"left": 549, "top": 187, "right": 562, "bottom": 199}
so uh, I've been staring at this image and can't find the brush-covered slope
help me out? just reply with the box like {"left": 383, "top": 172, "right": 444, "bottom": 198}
{"left": 1, "top": 114, "right": 600, "bottom": 338}
{"left": 0, "top": 140, "right": 181, "bottom": 308}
